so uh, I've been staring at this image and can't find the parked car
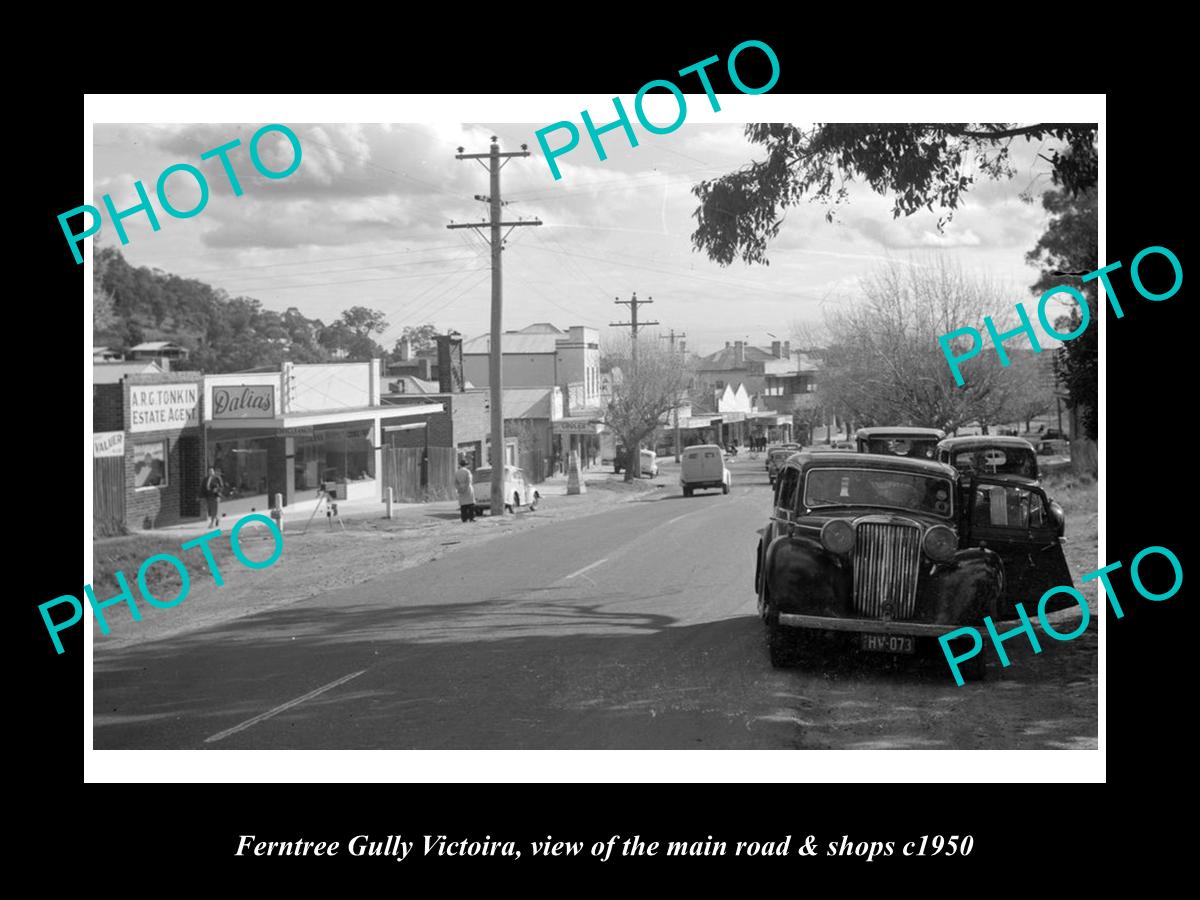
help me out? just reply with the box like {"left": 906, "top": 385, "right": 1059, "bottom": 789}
{"left": 937, "top": 435, "right": 1064, "bottom": 536}
{"left": 614, "top": 447, "right": 658, "bottom": 477}
{"left": 640, "top": 448, "right": 658, "bottom": 477}
{"left": 829, "top": 440, "right": 856, "bottom": 451}
{"left": 766, "top": 444, "right": 801, "bottom": 486}
{"left": 855, "top": 426, "right": 945, "bottom": 460}
{"left": 753, "top": 450, "right": 1073, "bottom": 677}
{"left": 937, "top": 435, "right": 1040, "bottom": 481}
{"left": 472, "top": 465, "right": 534, "bottom": 515}
{"left": 680, "top": 443, "right": 731, "bottom": 497}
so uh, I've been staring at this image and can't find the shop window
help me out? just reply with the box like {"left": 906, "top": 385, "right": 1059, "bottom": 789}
{"left": 211, "top": 437, "right": 270, "bottom": 500}
{"left": 296, "top": 427, "right": 375, "bottom": 490}
{"left": 133, "top": 441, "right": 168, "bottom": 489}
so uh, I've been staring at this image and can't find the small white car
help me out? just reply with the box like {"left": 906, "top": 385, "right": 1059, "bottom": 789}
{"left": 472, "top": 465, "right": 534, "bottom": 515}
{"left": 640, "top": 448, "right": 659, "bottom": 478}
{"left": 680, "top": 444, "right": 731, "bottom": 497}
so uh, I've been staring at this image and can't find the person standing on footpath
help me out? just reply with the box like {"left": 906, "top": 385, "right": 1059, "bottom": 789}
{"left": 455, "top": 456, "right": 476, "bottom": 523}
{"left": 202, "top": 465, "right": 225, "bottom": 528}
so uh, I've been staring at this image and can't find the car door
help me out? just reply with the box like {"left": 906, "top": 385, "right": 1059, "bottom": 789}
{"left": 961, "top": 476, "right": 1074, "bottom": 619}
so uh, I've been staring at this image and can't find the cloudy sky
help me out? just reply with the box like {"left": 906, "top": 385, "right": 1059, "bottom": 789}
{"left": 93, "top": 121, "right": 1068, "bottom": 356}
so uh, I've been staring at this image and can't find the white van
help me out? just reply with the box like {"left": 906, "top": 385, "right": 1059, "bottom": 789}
{"left": 680, "top": 444, "right": 731, "bottom": 497}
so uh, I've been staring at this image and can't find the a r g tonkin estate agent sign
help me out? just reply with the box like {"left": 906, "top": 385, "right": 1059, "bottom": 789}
{"left": 129, "top": 384, "right": 200, "bottom": 432}
{"left": 212, "top": 384, "right": 275, "bottom": 419}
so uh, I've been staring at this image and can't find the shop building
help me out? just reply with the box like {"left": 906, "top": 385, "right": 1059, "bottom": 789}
{"left": 93, "top": 369, "right": 206, "bottom": 532}
{"left": 203, "top": 360, "right": 442, "bottom": 515}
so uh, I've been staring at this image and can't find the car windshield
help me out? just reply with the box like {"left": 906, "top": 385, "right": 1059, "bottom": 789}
{"left": 951, "top": 447, "right": 1037, "bottom": 478}
{"left": 803, "top": 467, "right": 953, "bottom": 517}
{"left": 863, "top": 437, "right": 939, "bottom": 459}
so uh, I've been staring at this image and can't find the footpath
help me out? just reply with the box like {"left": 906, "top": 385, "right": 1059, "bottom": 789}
{"left": 93, "top": 466, "right": 668, "bottom": 649}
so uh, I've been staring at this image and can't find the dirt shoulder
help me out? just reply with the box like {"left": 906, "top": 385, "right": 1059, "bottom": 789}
{"left": 90, "top": 475, "right": 661, "bottom": 650}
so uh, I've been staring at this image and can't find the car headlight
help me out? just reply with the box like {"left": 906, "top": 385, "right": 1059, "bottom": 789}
{"left": 820, "top": 519, "right": 854, "bottom": 555}
{"left": 923, "top": 525, "right": 958, "bottom": 562}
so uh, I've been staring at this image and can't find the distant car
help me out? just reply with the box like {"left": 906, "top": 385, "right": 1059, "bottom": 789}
{"left": 680, "top": 444, "right": 731, "bottom": 497}
{"left": 614, "top": 447, "right": 658, "bottom": 477}
{"left": 472, "top": 465, "right": 534, "bottom": 515}
{"left": 754, "top": 450, "right": 1074, "bottom": 676}
{"left": 855, "top": 426, "right": 945, "bottom": 460}
{"left": 766, "top": 444, "right": 802, "bottom": 486}
{"left": 829, "top": 440, "right": 856, "bottom": 451}
{"left": 640, "top": 449, "right": 659, "bottom": 477}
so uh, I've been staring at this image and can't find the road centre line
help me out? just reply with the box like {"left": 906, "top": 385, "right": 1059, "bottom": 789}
{"left": 564, "top": 558, "right": 609, "bottom": 580}
{"left": 204, "top": 669, "right": 367, "bottom": 744}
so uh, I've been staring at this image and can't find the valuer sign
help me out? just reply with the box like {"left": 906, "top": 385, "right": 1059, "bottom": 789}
{"left": 212, "top": 384, "right": 275, "bottom": 419}
{"left": 129, "top": 384, "right": 200, "bottom": 433}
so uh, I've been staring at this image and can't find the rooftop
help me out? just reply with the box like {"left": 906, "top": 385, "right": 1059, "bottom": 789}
{"left": 130, "top": 341, "right": 186, "bottom": 352}
{"left": 93, "top": 361, "right": 165, "bottom": 384}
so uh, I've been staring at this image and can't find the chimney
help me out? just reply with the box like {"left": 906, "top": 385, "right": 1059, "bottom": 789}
{"left": 783, "top": 340, "right": 791, "bottom": 359}
{"left": 725, "top": 341, "right": 731, "bottom": 349}
{"left": 734, "top": 340, "right": 745, "bottom": 364}
{"left": 436, "top": 334, "right": 464, "bottom": 393}
{"left": 771, "top": 340, "right": 782, "bottom": 359}
{"left": 398, "top": 338, "right": 412, "bottom": 362}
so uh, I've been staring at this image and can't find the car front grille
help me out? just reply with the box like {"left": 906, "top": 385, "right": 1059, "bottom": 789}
{"left": 852, "top": 519, "right": 922, "bottom": 620}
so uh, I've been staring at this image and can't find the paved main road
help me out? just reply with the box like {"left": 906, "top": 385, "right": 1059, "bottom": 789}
{"left": 94, "top": 452, "right": 1097, "bottom": 750}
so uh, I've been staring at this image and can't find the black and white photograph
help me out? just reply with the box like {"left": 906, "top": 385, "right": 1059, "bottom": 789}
{"left": 82, "top": 96, "right": 1102, "bottom": 773}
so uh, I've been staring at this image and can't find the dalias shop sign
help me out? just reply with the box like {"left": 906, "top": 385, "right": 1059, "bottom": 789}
{"left": 212, "top": 385, "right": 275, "bottom": 419}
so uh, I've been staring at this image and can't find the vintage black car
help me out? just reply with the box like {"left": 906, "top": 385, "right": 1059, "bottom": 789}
{"left": 754, "top": 451, "right": 1073, "bottom": 678}
{"left": 937, "top": 435, "right": 1040, "bottom": 481}
{"left": 855, "top": 426, "right": 945, "bottom": 460}
{"left": 937, "top": 435, "right": 1065, "bottom": 538}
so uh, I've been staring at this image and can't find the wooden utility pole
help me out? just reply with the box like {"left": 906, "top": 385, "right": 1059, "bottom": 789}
{"left": 660, "top": 329, "right": 687, "bottom": 462}
{"left": 610, "top": 292, "right": 659, "bottom": 375}
{"left": 611, "top": 293, "right": 659, "bottom": 477}
{"left": 449, "top": 138, "right": 542, "bottom": 516}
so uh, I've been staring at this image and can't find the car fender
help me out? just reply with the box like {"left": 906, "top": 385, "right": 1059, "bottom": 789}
{"left": 761, "top": 532, "right": 850, "bottom": 618}
{"left": 919, "top": 546, "right": 1003, "bottom": 623}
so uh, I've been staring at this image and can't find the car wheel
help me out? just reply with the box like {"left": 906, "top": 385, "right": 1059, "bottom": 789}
{"left": 513, "top": 491, "right": 521, "bottom": 509}
{"left": 683, "top": 486, "right": 693, "bottom": 497}
{"left": 722, "top": 483, "right": 730, "bottom": 495}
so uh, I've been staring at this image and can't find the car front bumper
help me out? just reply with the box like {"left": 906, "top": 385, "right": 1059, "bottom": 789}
{"left": 777, "top": 613, "right": 965, "bottom": 636}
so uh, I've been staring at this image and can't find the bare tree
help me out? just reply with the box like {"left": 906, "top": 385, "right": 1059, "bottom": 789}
{"left": 601, "top": 331, "right": 692, "bottom": 482}
{"left": 817, "top": 257, "right": 1021, "bottom": 433}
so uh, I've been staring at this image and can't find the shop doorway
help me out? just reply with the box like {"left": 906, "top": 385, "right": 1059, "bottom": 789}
{"left": 178, "top": 435, "right": 202, "bottom": 518}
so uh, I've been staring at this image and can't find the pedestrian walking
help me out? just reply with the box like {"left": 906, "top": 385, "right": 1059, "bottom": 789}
{"left": 455, "top": 456, "right": 476, "bottom": 522}
{"left": 202, "top": 465, "right": 224, "bottom": 528}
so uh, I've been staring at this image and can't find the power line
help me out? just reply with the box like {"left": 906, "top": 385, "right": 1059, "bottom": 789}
{"left": 229, "top": 266, "right": 489, "bottom": 294}
{"left": 179, "top": 243, "right": 467, "bottom": 277}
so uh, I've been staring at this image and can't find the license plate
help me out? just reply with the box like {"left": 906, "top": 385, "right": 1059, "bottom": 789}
{"left": 861, "top": 634, "right": 915, "bottom": 654}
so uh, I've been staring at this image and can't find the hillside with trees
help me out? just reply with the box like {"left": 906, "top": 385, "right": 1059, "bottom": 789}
{"left": 92, "top": 247, "right": 422, "bottom": 373}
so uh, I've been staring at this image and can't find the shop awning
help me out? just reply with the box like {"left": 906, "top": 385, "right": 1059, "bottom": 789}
{"left": 204, "top": 402, "right": 444, "bottom": 432}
